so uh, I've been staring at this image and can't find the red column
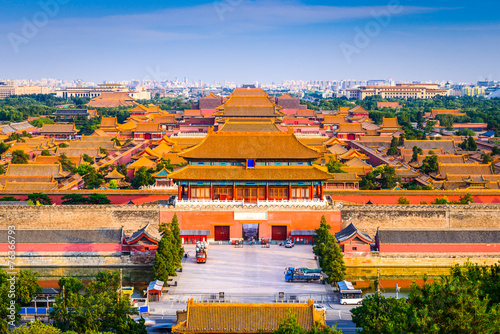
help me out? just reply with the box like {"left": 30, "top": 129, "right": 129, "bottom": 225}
{"left": 178, "top": 185, "right": 181, "bottom": 199}
{"left": 210, "top": 184, "right": 214, "bottom": 200}
{"left": 265, "top": 184, "right": 269, "bottom": 200}
{"left": 309, "top": 185, "right": 313, "bottom": 200}
{"left": 188, "top": 184, "right": 191, "bottom": 200}
{"left": 288, "top": 184, "right": 292, "bottom": 201}
{"left": 232, "top": 184, "right": 236, "bottom": 200}
{"left": 320, "top": 184, "right": 323, "bottom": 200}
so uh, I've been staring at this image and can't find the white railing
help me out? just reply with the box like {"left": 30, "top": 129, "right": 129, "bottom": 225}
{"left": 293, "top": 133, "right": 329, "bottom": 139}
{"left": 175, "top": 198, "right": 328, "bottom": 207}
{"left": 139, "top": 185, "right": 177, "bottom": 190}
{"left": 171, "top": 132, "right": 207, "bottom": 138}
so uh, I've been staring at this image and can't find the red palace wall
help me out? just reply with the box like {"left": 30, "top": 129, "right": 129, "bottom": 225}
{"left": 0, "top": 243, "right": 122, "bottom": 253}
{"left": 380, "top": 244, "right": 500, "bottom": 253}
{"left": 160, "top": 210, "right": 341, "bottom": 240}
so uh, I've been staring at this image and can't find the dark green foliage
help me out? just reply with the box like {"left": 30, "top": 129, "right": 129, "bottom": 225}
{"left": 61, "top": 193, "right": 111, "bottom": 205}
{"left": 0, "top": 269, "right": 42, "bottom": 329}
{"left": 27, "top": 193, "right": 53, "bottom": 205}
{"left": 387, "top": 147, "right": 398, "bottom": 156}
{"left": 352, "top": 264, "right": 500, "bottom": 334}
{"left": 313, "top": 216, "right": 346, "bottom": 284}
{"left": 11, "top": 150, "right": 30, "bottom": 164}
{"left": 156, "top": 158, "right": 174, "bottom": 171}
{"left": 58, "top": 143, "right": 68, "bottom": 148}
{"left": 0, "top": 141, "right": 11, "bottom": 155}
{"left": 459, "top": 136, "right": 477, "bottom": 151}
{"left": 86, "top": 193, "right": 111, "bottom": 205}
{"left": 482, "top": 153, "right": 493, "bottom": 164}
{"left": 50, "top": 270, "right": 146, "bottom": 334}
{"left": 0, "top": 165, "right": 5, "bottom": 175}
{"left": 0, "top": 196, "right": 20, "bottom": 201}
{"left": 455, "top": 129, "right": 476, "bottom": 137}
{"left": 402, "top": 182, "right": 433, "bottom": 191}
{"left": 419, "top": 154, "right": 439, "bottom": 174}
{"left": 397, "top": 197, "right": 410, "bottom": 205}
{"left": 83, "top": 169, "right": 105, "bottom": 189}
{"left": 82, "top": 154, "right": 95, "bottom": 164}
{"left": 432, "top": 196, "right": 451, "bottom": 204}
{"left": 58, "top": 277, "right": 84, "bottom": 294}
{"left": 170, "top": 213, "right": 184, "bottom": 267}
{"left": 30, "top": 117, "right": 54, "bottom": 128}
{"left": 458, "top": 193, "right": 474, "bottom": 204}
{"left": 99, "top": 147, "right": 108, "bottom": 156}
{"left": 326, "top": 159, "right": 346, "bottom": 173}
{"left": 410, "top": 146, "right": 423, "bottom": 163}
{"left": 491, "top": 146, "right": 500, "bottom": 156}
{"left": 424, "top": 120, "right": 436, "bottom": 133}
{"left": 153, "top": 225, "right": 176, "bottom": 282}
{"left": 58, "top": 153, "right": 76, "bottom": 172}
{"left": 132, "top": 167, "right": 155, "bottom": 189}
{"left": 41, "top": 149, "right": 51, "bottom": 156}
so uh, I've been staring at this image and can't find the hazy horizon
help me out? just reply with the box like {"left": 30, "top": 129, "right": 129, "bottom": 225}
{"left": 1, "top": 0, "right": 498, "bottom": 84}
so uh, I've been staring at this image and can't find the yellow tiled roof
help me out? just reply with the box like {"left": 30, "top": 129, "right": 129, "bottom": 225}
{"left": 336, "top": 123, "right": 365, "bottom": 134}
{"left": 168, "top": 165, "right": 333, "bottom": 181}
{"left": 180, "top": 129, "right": 321, "bottom": 160}
{"left": 32, "top": 155, "right": 82, "bottom": 165}
{"left": 173, "top": 299, "right": 323, "bottom": 334}
{"left": 105, "top": 169, "right": 125, "bottom": 179}
{"left": 127, "top": 156, "right": 156, "bottom": 170}
{"left": 5, "top": 163, "right": 66, "bottom": 178}
{"left": 380, "top": 117, "right": 401, "bottom": 129}
{"left": 3, "top": 180, "right": 58, "bottom": 191}
{"left": 39, "top": 124, "right": 78, "bottom": 134}
{"left": 217, "top": 120, "right": 282, "bottom": 133}
{"left": 100, "top": 117, "right": 118, "bottom": 128}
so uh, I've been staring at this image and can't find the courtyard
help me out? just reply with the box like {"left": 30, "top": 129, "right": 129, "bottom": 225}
{"left": 169, "top": 244, "right": 332, "bottom": 297}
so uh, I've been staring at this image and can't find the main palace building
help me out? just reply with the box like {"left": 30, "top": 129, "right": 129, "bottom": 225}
{"left": 169, "top": 88, "right": 332, "bottom": 203}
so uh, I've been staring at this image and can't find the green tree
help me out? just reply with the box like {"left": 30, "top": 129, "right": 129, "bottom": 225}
{"left": 420, "top": 154, "right": 439, "bottom": 174}
{"left": 312, "top": 216, "right": 346, "bottom": 284}
{"left": 351, "top": 294, "right": 409, "bottom": 334}
{"left": 0, "top": 196, "right": 20, "bottom": 201}
{"left": 156, "top": 158, "right": 175, "bottom": 171}
{"left": 11, "top": 150, "right": 30, "bottom": 164}
{"left": 58, "top": 153, "right": 76, "bottom": 172}
{"left": 61, "top": 194, "right": 88, "bottom": 205}
{"left": 360, "top": 171, "right": 377, "bottom": 190}
{"left": 387, "top": 146, "right": 398, "bottom": 156}
{"left": 326, "top": 159, "right": 346, "bottom": 173}
{"left": 390, "top": 136, "right": 398, "bottom": 148}
{"left": 8, "top": 320, "right": 62, "bottom": 333}
{"left": 375, "top": 165, "right": 400, "bottom": 189}
{"left": 41, "top": 149, "right": 51, "bottom": 156}
{"left": 27, "top": 193, "right": 53, "bottom": 205}
{"left": 170, "top": 213, "right": 184, "bottom": 268}
{"left": 432, "top": 196, "right": 450, "bottom": 205}
{"left": 58, "top": 143, "right": 68, "bottom": 148}
{"left": 82, "top": 154, "right": 95, "bottom": 164}
{"left": 86, "top": 193, "right": 111, "bottom": 205}
{"left": 458, "top": 193, "right": 474, "bottom": 205}
{"left": 83, "top": 169, "right": 104, "bottom": 189}
{"left": 0, "top": 141, "right": 11, "bottom": 155}
{"left": 424, "top": 120, "right": 436, "bottom": 133}
{"left": 109, "top": 179, "right": 118, "bottom": 189}
{"left": 50, "top": 270, "right": 146, "bottom": 334}
{"left": 273, "top": 311, "right": 306, "bottom": 334}
{"left": 153, "top": 224, "right": 177, "bottom": 282}
{"left": 99, "top": 147, "right": 108, "bottom": 157}
{"left": 491, "top": 146, "right": 500, "bottom": 156}
{"left": 58, "top": 276, "right": 84, "bottom": 295}
{"left": 482, "top": 153, "right": 493, "bottom": 164}
{"left": 0, "top": 165, "right": 5, "bottom": 175}
{"left": 467, "top": 135, "right": 477, "bottom": 151}
{"left": 397, "top": 196, "right": 410, "bottom": 205}
{"left": 410, "top": 146, "right": 423, "bottom": 163}
{"left": 131, "top": 167, "right": 155, "bottom": 189}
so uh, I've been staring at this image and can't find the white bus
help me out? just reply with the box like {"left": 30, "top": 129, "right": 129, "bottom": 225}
{"left": 340, "top": 289, "right": 363, "bottom": 305}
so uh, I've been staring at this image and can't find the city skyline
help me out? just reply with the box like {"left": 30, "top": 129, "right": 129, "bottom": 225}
{"left": 0, "top": 0, "right": 499, "bottom": 83}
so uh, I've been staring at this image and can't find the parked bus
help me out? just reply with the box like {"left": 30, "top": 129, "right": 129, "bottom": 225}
{"left": 340, "top": 289, "right": 363, "bottom": 305}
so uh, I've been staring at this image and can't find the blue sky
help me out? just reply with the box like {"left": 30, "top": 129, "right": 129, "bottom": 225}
{"left": 0, "top": 0, "right": 499, "bottom": 84}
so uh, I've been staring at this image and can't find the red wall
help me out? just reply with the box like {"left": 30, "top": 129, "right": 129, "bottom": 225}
{"left": 329, "top": 194, "right": 500, "bottom": 205}
{"left": 0, "top": 243, "right": 121, "bottom": 253}
{"left": 380, "top": 243, "right": 500, "bottom": 253}
{"left": 160, "top": 210, "right": 341, "bottom": 240}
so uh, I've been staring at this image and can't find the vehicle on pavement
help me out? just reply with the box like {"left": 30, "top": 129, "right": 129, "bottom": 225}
{"left": 285, "top": 240, "right": 294, "bottom": 248}
{"left": 196, "top": 241, "right": 208, "bottom": 263}
{"left": 314, "top": 303, "right": 327, "bottom": 313}
{"left": 340, "top": 289, "right": 363, "bottom": 305}
{"left": 284, "top": 267, "right": 323, "bottom": 282}
{"left": 149, "top": 321, "right": 176, "bottom": 333}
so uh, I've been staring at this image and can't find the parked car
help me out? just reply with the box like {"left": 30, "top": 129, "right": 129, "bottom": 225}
{"left": 285, "top": 240, "right": 294, "bottom": 248}
{"left": 314, "top": 304, "right": 327, "bottom": 313}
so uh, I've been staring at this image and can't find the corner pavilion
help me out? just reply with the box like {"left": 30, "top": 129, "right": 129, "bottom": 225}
{"left": 168, "top": 88, "right": 332, "bottom": 202}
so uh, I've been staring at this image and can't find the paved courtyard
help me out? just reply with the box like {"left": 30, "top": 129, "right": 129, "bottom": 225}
{"left": 169, "top": 244, "right": 331, "bottom": 296}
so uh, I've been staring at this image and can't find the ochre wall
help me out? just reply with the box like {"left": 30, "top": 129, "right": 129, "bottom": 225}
{"left": 341, "top": 204, "right": 500, "bottom": 238}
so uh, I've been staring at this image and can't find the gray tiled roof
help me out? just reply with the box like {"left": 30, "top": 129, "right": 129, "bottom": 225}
{"left": 377, "top": 229, "right": 500, "bottom": 244}
{"left": 0, "top": 228, "right": 123, "bottom": 243}
{"left": 335, "top": 223, "right": 373, "bottom": 243}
